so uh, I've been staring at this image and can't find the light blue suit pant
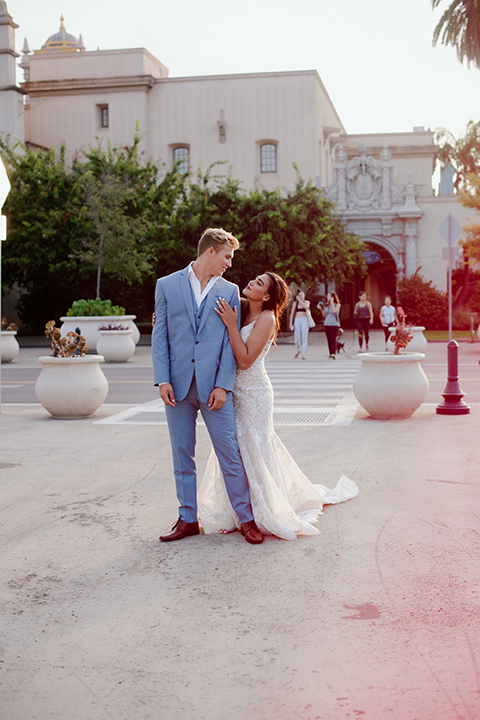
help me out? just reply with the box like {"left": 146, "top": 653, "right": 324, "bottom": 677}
{"left": 165, "top": 377, "right": 254, "bottom": 524}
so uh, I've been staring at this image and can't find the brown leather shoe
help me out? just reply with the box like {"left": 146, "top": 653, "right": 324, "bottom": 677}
{"left": 241, "top": 520, "right": 264, "bottom": 545}
{"left": 159, "top": 519, "right": 200, "bottom": 542}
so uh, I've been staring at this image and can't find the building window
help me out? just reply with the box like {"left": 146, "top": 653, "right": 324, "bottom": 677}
{"left": 173, "top": 146, "right": 189, "bottom": 173}
{"left": 98, "top": 105, "right": 109, "bottom": 128}
{"left": 261, "top": 143, "right": 277, "bottom": 173}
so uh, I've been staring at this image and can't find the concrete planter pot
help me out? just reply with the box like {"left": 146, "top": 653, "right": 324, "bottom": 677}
{"left": 353, "top": 351, "right": 429, "bottom": 419}
{"left": 35, "top": 355, "right": 109, "bottom": 418}
{"left": 390, "top": 325, "right": 427, "bottom": 354}
{"left": 97, "top": 329, "right": 135, "bottom": 363}
{"left": 59, "top": 315, "right": 140, "bottom": 352}
{"left": 1, "top": 330, "right": 20, "bottom": 363}
{"left": 407, "top": 326, "right": 427, "bottom": 353}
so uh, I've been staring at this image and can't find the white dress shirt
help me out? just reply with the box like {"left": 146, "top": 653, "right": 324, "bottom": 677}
{"left": 188, "top": 262, "right": 220, "bottom": 307}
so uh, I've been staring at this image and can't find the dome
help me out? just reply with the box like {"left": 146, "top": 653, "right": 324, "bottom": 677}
{"left": 38, "top": 15, "right": 83, "bottom": 53}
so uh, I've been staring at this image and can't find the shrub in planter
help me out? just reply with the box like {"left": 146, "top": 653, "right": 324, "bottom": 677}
{"left": 97, "top": 323, "right": 130, "bottom": 331}
{"left": 97, "top": 323, "right": 135, "bottom": 362}
{"left": 66, "top": 298, "right": 125, "bottom": 317}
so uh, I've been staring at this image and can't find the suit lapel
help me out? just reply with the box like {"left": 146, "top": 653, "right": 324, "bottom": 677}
{"left": 179, "top": 268, "right": 196, "bottom": 331}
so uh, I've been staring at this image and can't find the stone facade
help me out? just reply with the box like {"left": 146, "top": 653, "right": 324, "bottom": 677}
{"left": 0, "top": 3, "right": 471, "bottom": 302}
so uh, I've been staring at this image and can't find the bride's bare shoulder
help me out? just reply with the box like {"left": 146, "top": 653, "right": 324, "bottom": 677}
{"left": 258, "top": 310, "right": 276, "bottom": 326}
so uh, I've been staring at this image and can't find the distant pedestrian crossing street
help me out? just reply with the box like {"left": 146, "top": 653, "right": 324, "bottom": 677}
{"left": 97, "top": 357, "right": 362, "bottom": 428}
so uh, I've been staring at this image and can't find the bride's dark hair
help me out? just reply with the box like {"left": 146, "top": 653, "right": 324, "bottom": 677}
{"left": 262, "top": 272, "right": 288, "bottom": 343}
{"left": 240, "top": 272, "right": 288, "bottom": 343}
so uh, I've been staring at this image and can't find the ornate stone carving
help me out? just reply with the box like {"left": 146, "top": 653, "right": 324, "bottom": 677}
{"left": 325, "top": 144, "right": 424, "bottom": 280}
{"left": 345, "top": 144, "right": 382, "bottom": 210}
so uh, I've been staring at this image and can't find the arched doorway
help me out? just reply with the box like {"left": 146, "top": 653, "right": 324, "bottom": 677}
{"left": 341, "top": 242, "right": 397, "bottom": 327}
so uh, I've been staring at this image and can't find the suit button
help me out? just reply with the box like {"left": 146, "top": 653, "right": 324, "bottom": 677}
{"left": 195, "top": 341, "right": 199, "bottom": 345}
{"left": 191, "top": 358, "right": 195, "bottom": 362}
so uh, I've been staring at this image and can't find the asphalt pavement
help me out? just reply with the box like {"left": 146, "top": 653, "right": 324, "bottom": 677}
{"left": 1, "top": 331, "right": 480, "bottom": 720}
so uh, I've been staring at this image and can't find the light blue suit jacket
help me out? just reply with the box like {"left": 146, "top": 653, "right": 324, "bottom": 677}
{"left": 152, "top": 266, "right": 240, "bottom": 403}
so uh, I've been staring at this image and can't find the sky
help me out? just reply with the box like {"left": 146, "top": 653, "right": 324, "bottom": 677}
{"left": 10, "top": 0, "right": 480, "bottom": 140}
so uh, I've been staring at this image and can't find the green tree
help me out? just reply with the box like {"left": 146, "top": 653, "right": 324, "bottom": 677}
{"left": 72, "top": 137, "right": 159, "bottom": 298}
{"left": 434, "top": 120, "right": 480, "bottom": 190}
{"left": 230, "top": 176, "right": 365, "bottom": 291}
{"left": 432, "top": 0, "right": 480, "bottom": 68}
{"left": 397, "top": 270, "right": 448, "bottom": 329}
{"left": 157, "top": 167, "right": 365, "bottom": 294}
{"left": 1, "top": 139, "right": 365, "bottom": 331}
{"left": 0, "top": 140, "right": 88, "bottom": 332}
{"left": 434, "top": 120, "right": 480, "bottom": 305}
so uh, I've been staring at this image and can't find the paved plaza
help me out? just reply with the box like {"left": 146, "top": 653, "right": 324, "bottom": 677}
{"left": 1, "top": 331, "right": 480, "bottom": 720}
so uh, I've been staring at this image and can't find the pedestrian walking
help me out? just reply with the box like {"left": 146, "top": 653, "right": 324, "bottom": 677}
{"left": 354, "top": 291, "right": 374, "bottom": 352}
{"left": 318, "top": 292, "right": 341, "bottom": 359}
{"left": 289, "top": 289, "right": 311, "bottom": 359}
{"left": 380, "top": 295, "right": 399, "bottom": 351}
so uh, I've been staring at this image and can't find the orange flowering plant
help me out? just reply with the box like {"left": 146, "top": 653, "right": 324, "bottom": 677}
{"left": 388, "top": 307, "right": 413, "bottom": 355}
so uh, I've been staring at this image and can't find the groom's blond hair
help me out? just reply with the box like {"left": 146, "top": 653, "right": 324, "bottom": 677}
{"left": 197, "top": 227, "right": 239, "bottom": 256}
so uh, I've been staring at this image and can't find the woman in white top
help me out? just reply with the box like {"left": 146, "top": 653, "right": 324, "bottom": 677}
{"left": 380, "top": 296, "right": 399, "bottom": 350}
{"left": 289, "top": 289, "right": 311, "bottom": 359}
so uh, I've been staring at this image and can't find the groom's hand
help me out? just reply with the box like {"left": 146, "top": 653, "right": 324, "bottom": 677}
{"left": 208, "top": 387, "right": 226, "bottom": 411}
{"left": 160, "top": 383, "right": 176, "bottom": 407}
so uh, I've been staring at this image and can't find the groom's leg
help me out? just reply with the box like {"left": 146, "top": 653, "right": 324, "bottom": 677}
{"left": 200, "top": 392, "right": 254, "bottom": 524}
{"left": 165, "top": 383, "right": 199, "bottom": 524}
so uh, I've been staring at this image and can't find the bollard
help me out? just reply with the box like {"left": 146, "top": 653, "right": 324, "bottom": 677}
{"left": 436, "top": 340, "right": 470, "bottom": 415}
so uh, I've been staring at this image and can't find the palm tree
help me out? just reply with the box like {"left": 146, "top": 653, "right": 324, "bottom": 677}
{"left": 432, "top": 0, "right": 480, "bottom": 68}
{"left": 435, "top": 120, "right": 480, "bottom": 189}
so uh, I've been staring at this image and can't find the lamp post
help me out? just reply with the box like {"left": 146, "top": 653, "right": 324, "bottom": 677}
{"left": 0, "top": 155, "right": 12, "bottom": 410}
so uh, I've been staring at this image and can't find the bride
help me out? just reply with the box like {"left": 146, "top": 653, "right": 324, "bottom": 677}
{"left": 197, "top": 271, "right": 359, "bottom": 540}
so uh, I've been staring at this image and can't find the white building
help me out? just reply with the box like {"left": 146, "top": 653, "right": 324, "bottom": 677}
{"left": 0, "top": 3, "right": 470, "bottom": 310}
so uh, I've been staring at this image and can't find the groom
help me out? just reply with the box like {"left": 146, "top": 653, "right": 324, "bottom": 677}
{"left": 152, "top": 227, "right": 263, "bottom": 544}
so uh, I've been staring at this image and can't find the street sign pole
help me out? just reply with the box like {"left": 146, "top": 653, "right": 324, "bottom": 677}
{"left": 437, "top": 213, "right": 470, "bottom": 415}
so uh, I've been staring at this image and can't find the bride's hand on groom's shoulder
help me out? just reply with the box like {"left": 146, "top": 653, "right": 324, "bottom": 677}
{"left": 215, "top": 298, "right": 237, "bottom": 329}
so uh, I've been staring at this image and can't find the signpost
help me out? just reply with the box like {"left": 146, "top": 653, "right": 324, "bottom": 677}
{"left": 362, "top": 250, "right": 381, "bottom": 265}
{"left": 439, "top": 212, "right": 462, "bottom": 341}
{"left": 436, "top": 213, "right": 470, "bottom": 415}
{"left": 0, "top": 156, "right": 12, "bottom": 410}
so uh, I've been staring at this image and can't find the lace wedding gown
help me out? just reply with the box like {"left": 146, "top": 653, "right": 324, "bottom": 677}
{"left": 198, "top": 322, "right": 359, "bottom": 540}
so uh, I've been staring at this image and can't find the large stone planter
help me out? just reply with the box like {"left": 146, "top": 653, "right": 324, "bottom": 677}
{"left": 1, "top": 330, "right": 20, "bottom": 363}
{"left": 353, "top": 352, "right": 429, "bottom": 419}
{"left": 59, "top": 315, "right": 140, "bottom": 352}
{"left": 390, "top": 325, "right": 427, "bottom": 354}
{"left": 97, "top": 329, "right": 135, "bottom": 363}
{"left": 35, "top": 355, "right": 109, "bottom": 418}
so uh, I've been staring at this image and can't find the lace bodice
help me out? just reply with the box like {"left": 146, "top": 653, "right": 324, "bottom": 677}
{"left": 233, "top": 322, "right": 274, "bottom": 439}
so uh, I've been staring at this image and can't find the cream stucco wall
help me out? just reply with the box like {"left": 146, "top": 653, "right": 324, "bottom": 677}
{"left": 23, "top": 59, "right": 345, "bottom": 191}
{"left": 417, "top": 195, "right": 471, "bottom": 292}
{"left": 28, "top": 48, "right": 168, "bottom": 82}
{"left": 26, "top": 89, "right": 150, "bottom": 154}
{"left": 147, "top": 71, "right": 344, "bottom": 190}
